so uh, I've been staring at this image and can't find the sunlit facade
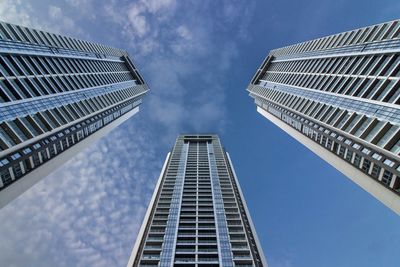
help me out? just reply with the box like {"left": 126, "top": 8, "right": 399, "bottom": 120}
{"left": 248, "top": 20, "right": 400, "bottom": 213}
{"left": 0, "top": 21, "right": 148, "bottom": 208}
{"left": 128, "top": 135, "right": 267, "bottom": 267}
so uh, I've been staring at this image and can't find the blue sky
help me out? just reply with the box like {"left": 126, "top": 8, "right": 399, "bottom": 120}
{"left": 0, "top": 0, "right": 399, "bottom": 266}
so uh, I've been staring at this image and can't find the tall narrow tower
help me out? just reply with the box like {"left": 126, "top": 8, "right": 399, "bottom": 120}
{"left": 247, "top": 20, "right": 400, "bottom": 213}
{"left": 0, "top": 21, "right": 149, "bottom": 208}
{"left": 128, "top": 135, "right": 267, "bottom": 267}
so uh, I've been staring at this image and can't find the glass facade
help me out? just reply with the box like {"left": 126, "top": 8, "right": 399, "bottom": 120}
{"left": 129, "top": 135, "right": 266, "bottom": 267}
{"left": 0, "top": 21, "right": 148, "bottom": 205}
{"left": 247, "top": 19, "right": 400, "bottom": 212}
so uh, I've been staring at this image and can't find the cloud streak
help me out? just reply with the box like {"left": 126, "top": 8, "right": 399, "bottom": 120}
{"left": 0, "top": 119, "right": 161, "bottom": 267}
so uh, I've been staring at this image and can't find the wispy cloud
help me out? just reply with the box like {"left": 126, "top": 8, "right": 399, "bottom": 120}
{"left": 47, "top": 5, "right": 85, "bottom": 35}
{"left": 0, "top": 0, "right": 43, "bottom": 30}
{"left": 0, "top": 120, "right": 161, "bottom": 267}
{"left": 0, "top": 0, "right": 86, "bottom": 37}
{"left": 109, "top": 0, "right": 255, "bottom": 139}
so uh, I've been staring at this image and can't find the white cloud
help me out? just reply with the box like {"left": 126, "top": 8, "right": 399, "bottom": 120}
{"left": 0, "top": 120, "right": 161, "bottom": 267}
{"left": 0, "top": 0, "right": 41, "bottom": 29}
{"left": 103, "top": 0, "right": 125, "bottom": 25}
{"left": 66, "top": 0, "right": 92, "bottom": 9}
{"left": 127, "top": 8, "right": 149, "bottom": 37}
{"left": 0, "top": 0, "right": 86, "bottom": 37}
{"left": 143, "top": 0, "right": 176, "bottom": 14}
{"left": 177, "top": 25, "right": 192, "bottom": 40}
{"left": 65, "top": 0, "right": 96, "bottom": 20}
{"left": 47, "top": 5, "right": 85, "bottom": 36}
{"left": 122, "top": 0, "right": 177, "bottom": 41}
{"left": 48, "top": 5, "right": 62, "bottom": 19}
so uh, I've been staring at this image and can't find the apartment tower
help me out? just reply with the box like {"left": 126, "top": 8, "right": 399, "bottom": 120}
{"left": 247, "top": 20, "right": 400, "bottom": 213}
{"left": 0, "top": 21, "right": 148, "bottom": 208}
{"left": 128, "top": 134, "right": 267, "bottom": 267}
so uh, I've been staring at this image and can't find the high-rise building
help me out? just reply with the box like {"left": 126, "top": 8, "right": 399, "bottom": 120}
{"left": 247, "top": 20, "right": 400, "bottom": 214}
{"left": 0, "top": 21, "right": 148, "bottom": 208}
{"left": 127, "top": 135, "right": 267, "bottom": 267}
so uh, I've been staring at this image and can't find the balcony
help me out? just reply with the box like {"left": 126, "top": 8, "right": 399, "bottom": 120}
{"left": 149, "top": 230, "right": 165, "bottom": 234}
{"left": 146, "top": 237, "right": 164, "bottom": 241}
{"left": 174, "top": 258, "right": 196, "bottom": 263}
{"left": 197, "top": 249, "right": 218, "bottom": 253}
{"left": 231, "top": 245, "right": 250, "bottom": 250}
{"left": 233, "top": 255, "right": 252, "bottom": 260}
{"left": 177, "top": 240, "right": 196, "bottom": 244}
{"left": 177, "top": 234, "right": 197, "bottom": 238}
{"left": 175, "top": 248, "right": 196, "bottom": 253}
{"left": 197, "top": 257, "right": 219, "bottom": 263}
{"left": 198, "top": 231, "right": 216, "bottom": 236}
{"left": 198, "top": 240, "right": 217, "bottom": 244}
{"left": 179, "top": 226, "right": 196, "bottom": 230}
{"left": 229, "top": 229, "right": 245, "bottom": 233}
{"left": 141, "top": 255, "right": 160, "bottom": 260}
{"left": 143, "top": 245, "right": 162, "bottom": 250}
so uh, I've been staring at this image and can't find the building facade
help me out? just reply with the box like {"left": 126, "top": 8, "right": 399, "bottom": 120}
{"left": 128, "top": 135, "right": 267, "bottom": 267}
{"left": 247, "top": 20, "right": 400, "bottom": 214}
{"left": 0, "top": 21, "right": 148, "bottom": 208}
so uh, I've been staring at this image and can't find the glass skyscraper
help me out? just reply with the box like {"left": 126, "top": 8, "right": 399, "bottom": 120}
{"left": 0, "top": 21, "right": 148, "bottom": 208}
{"left": 247, "top": 20, "right": 400, "bottom": 214}
{"left": 127, "top": 135, "right": 266, "bottom": 267}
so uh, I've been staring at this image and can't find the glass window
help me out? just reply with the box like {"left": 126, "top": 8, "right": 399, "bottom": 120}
{"left": 364, "top": 121, "right": 385, "bottom": 142}
{"left": 11, "top": 153, "right": 21, "bottom": 160}
{"left": 376, "top": 125, "right": 399, "bottom": 147}
{"left": 7, "top": 120, "right": 28, "bottom": 141}
{"left": 371, "top": 164, "right": 381, "bottom": 179}
{"left": 33, "top": 143, "right": 41, "bottom": 149}
{"left": 336, "top": 112, "right": 351, "bottom": 129}
{"left": 354, "top": 117, "right": 373, "bottom": 137}
{"left": 344, "top": 114, "right": 362, "bottom": 132}
{"left": 362, "top": 159, "right": 371, "bottom": 172}
{"left": 0, "top": 158, "right": 10, "bottom": 166}
{"left": 383, "top": 159, "right": 395, "bottom": 167}
{"left": 372, "top": 153, "right": 382, "bottom": 160}
{"left": 375, "top": 79, "right": 397, "bottom": 101}
{"left": 345, "top": 150, "right": 353, "bottom": 162}
{"left": 390, "top": 139, "right": 400, "bottom": 155}
{"left": 353, "top": 154, "right": 362, "bottom": 167}
{"left": 382, "top": 170, "right": 393, "bottom": 186}
{"left": 22, "top": 147, "right": 32, "bottom": 154}
{"left": 362, "top": 148, "right": 371, "bottom": 155}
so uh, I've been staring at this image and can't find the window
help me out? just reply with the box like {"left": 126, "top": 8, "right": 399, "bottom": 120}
{"left": 382, "top": 170, "right": 393, "bottom": 186}
{"left": 338, "top": 146, "right": 346, "bottom": 157}
{"left": 345, "top": 150, "right": 353, "bottom": 162}
{"left": 364, "top": 121, "right": 385, "bottom": 142}
{"left": 33, "top": 143, "right": 41, "bottom": 149}
{"left": 390, "top": 139, "right": 400, "bottom": 155}
{"left": 11, "top": 153, "right": 21, "bottom": 160}
{"left": 372, "top": 153, "right": 382, "bottom": 161}
{"left": 370, "top": 164, "right": 381, "bottom": 179}
{"left": 353, "top": 154, "right": 362, "bottom": 168}
{"left": 362, "top": 159, "right": 371, "bottom": 173}
{"left": 0, "top": 158, "right": 10, "bottom": 167}
{"left": 22, "top": 147, "right": 32, "bottom": 154}
{"left": 352, "top": 143, "right": 361, "bottom": 150}
{"left": 383, "top": 159, "right": 395, "bottom": 167}
{"left": 354, "top": 117, "right": 373, "bottom": 137}
{"left": 362, "top": 148, "right": 371, "bottom": 155}
{"left": 376, "top": 125, "right": 398, "bottom": 147}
